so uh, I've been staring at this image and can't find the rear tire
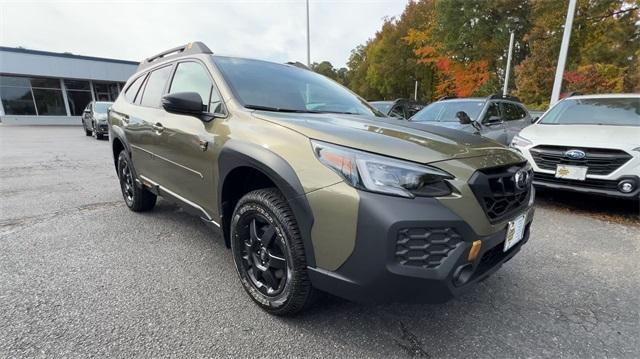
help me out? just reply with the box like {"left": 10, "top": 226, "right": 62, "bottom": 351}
{"left": 116, "top": 150, "right": 156, "bottom": 212}
{"left": 230, "top": 188, "right": 317, "bottom": 316}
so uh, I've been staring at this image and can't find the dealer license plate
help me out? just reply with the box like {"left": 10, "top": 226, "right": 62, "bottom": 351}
{"left": 555, "top": 164, "right": 587, "bottom": 181}
{"left": 504, "top": 214, "right": 526, "bottom": 252}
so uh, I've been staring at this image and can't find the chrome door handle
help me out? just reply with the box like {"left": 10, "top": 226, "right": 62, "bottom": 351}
{"left": 152, "top": 122, "right": 164, "bottom": 133}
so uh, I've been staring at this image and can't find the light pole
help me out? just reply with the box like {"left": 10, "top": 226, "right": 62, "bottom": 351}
{"left": 306, "top": 0, "right": 310, "bottom": 67}
{"left": 503, "top": 31, "right": 515, "bottom": 96}
{"left": 550, "top": 0, "right": 577, "bottom": 105}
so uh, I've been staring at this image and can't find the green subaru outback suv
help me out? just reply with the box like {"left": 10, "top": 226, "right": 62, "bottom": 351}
{"left": 109, "top": 42, "right": 535, "bottom": 315}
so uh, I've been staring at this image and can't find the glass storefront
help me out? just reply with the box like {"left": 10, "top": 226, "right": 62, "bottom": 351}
{"left": 0, "top": 75, "right": 124, "bottom": 116}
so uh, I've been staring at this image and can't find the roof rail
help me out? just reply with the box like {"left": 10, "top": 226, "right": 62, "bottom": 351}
{"left": 137, "top": 42, "right": 212, "bottom": 71}
{"left": 488, "top": 94, "right": 521, "bottom": 102}
{"left": 566, "top": 91, "right": 582, "bottom": 97}
{"left": 285, "top": 61, "right": 310, "bottom": 70}
{"left": 437, "top": 96, "right": 457, "bottom": 101}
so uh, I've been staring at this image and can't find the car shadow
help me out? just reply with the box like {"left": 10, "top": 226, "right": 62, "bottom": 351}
{"left": 535, "top": 187, "right": 639, "bottom": 225}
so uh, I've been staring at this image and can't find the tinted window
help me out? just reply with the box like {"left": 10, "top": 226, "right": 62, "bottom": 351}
{"left": 0, "top": 86, "right": 36, "bottom": 115}
{"left": 214, "top": 57, "right": 380, "bottom": 116}
{"left": 169, "top": 62, "right": 223, "bottom": 114}
{"left": 124, "top": 75, "right": 146, "bottom": 103}
{"left": 502, "top": 102, "right": 527, "bottom": 121}
{"left": 540, "top": 97, "right": 640, "bottom": 126}
{"left": 411, "top": 102, "right": 444, "bottom": 122}
{"left": 483, "top": 102, "right": 500, "bottom": 121}
{"left": 389, "top": 105, "right": 405, "bottom": 118}
{"left": 140, "top": 66, "right": 172, "bottom": 107}
{"left": 439, "top": 101, "right": 484, "bottom": 122}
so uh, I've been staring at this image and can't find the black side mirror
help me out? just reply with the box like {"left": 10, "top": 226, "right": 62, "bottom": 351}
{"left": 532, "top": 116, "right": 539, "bottom": 123}
{"left": 161, "top": 92, "right": 204, "bottom": 116}
{"left": 456, "top": 111, "right": 472, "bottom": 124}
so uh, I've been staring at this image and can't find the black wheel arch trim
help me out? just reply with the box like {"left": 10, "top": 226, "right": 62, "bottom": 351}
{"left": 217, "top": 140, "right": 316, "bottom": 267}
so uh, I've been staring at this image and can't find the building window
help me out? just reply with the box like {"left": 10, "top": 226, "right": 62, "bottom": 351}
{"left": 93, "top": 81, "right": 122, "bottom": 102}
{"left": 0, "top": 75, "right": 37, "bottom": 115}
{"left": 32, "top": 80, "right": 66, "bottom": 116}
{"left": 0, "top": 75, "right": 65, "bottom": 116}
{"left": 65, "top": 80, "right": 92, "bottom": 116}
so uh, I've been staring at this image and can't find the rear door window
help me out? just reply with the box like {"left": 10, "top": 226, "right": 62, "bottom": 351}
{"left": 139, "top": 65, "right": 173, "bottom": 108}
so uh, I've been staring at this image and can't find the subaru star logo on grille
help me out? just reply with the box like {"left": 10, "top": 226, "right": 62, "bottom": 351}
{"left": 564, "top": 149, "right": 586, "bottom": 160}
{"left": 514, "top": 169, "right": 530, "bottom": 190}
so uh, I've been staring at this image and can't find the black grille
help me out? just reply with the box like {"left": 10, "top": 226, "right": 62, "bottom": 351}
{"left": 530, "top": 145, "right": 631, "bottom": 175}
{"left": 395, "top": 227, "right": 462, "bottom": 269}
{"left": 533, "top": 172, "right": 619, "bottom": 190}
{"left": 469, "top": 163, "right": 532, "bottom": 224}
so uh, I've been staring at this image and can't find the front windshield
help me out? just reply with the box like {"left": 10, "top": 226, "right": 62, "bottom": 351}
{"left": 94, "top": 102, "right": 112, "bottom": 113}
{"left": 411, "top": 100, "right": 484, "bottom": 122}
{"left": 540, "top": 97, "right": 640, "bottom": 126}
{"left": 213, "top": 57, "right": 382, "bottom": 116}
{"left": 370, "top": 102, "right": 392, "bottom": 113}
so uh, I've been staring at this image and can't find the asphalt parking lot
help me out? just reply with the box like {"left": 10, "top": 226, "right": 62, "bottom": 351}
{"left": 1, "top": 125, "right": 639, "bottom": 358}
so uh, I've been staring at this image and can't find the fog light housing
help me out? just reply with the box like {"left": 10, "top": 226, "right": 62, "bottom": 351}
{"left": 618, "top": 180, "right": 636, "bottom": 193}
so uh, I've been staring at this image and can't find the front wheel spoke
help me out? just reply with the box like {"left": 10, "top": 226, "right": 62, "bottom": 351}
{"left": 262, "top": 269, "right": 277, "bottom": 289}
{"left": 260, "top": 225, "right": 276, "bottom": 247}
{"left": 267, "top": 253, "right": 286, "bottom": 269}
{"left": 249, "top": 219, "right": 259, "bottom": 244}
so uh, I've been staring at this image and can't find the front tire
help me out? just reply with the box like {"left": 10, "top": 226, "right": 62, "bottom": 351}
{"left": 116, "top": 150, "right": 156, "bottom": 212}
{"left": 230, "top": 188, "right": 316, "bottom": 316}
{"left": 83, "top": 123, "right": 92, "bottom": 136}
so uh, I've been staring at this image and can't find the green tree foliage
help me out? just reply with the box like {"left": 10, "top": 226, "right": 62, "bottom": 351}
{"left": 335, "top": 0, "right": 639, "bottom": 107}
{"left": 309, "top": 61, "right": 349, "bottom": 85}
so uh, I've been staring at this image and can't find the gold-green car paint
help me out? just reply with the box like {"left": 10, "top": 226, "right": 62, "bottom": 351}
{"left": 110, "top": 52, "right": 530, "bottom": 272}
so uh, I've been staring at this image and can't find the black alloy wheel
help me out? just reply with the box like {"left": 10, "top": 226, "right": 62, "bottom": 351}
{"left": 116, "top": 150, "right": 156, "bottom": 212}
{"left": 231, "top": 188, "right": 316, "bottom": 315}
{"left": 238, "top": 214, "right": 289, "bottom": 296}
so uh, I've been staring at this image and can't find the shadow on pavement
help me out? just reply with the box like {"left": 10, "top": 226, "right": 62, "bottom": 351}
{"left": 535, "top": 187, "right": 639, "bottom": 225}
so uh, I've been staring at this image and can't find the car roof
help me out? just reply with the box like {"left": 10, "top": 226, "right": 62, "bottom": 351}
{"left": 370, "top": 101, "right": 393, "bottom": 105}
{"left": 565, "top": 93, "right": 640, "bottom": 100}
{"left": 94, "top": 101, "right": 113, "bottom": 105}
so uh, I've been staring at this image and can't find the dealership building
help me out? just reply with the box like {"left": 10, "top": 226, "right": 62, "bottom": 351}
{"left": 0, "top": 47, "right": 138, "bottom": 125}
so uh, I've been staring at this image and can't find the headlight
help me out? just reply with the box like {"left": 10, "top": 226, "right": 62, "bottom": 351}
{"left": 311, "top": 140, "right": 453, "bottom": 198}
{"left": 510, "top": 135, "right": 532, "bottom": 148}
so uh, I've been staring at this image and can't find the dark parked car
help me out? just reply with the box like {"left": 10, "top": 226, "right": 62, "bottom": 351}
{"left": 409, "top": 95, "right": 535, "bottom": 145}
{"left": 369, "top": 98, "right": 424, "bottom": 119}
{"left": 82, "top": 101, "right": 113, "bottom": 139}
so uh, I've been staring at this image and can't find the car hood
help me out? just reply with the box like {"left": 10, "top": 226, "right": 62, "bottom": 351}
{"left": 251, "top": 111, "right": 521, "bottom": 165}
{"left": 520, "top": 124, "right": 640, "bottom": 148}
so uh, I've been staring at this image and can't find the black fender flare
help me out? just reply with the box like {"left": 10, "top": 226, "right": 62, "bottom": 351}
{"left": 217, "top": 140, "right": 316, "bottom": 267}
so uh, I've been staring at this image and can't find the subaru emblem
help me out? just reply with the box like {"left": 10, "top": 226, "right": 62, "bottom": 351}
{"left": 513, "top": 169, "right": 530, "bottom": 190}
{"left": 564, "top": 149, "right": 586, "bottom": 160}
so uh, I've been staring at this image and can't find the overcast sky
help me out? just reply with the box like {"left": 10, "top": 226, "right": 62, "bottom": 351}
{"left": 0, "top": 0, "right": 408, "bottom": 67}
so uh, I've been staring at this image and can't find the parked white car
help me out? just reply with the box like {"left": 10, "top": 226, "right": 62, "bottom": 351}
{"left": 511, "top": 94, "right": 639, "bottom": 199}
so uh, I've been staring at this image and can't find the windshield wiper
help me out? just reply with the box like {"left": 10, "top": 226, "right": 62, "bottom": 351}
{"left": 245, "top": 105, "right": 358, "bottom": 115}
{"left": 244, "top": 105, "right": 316, "bottom": 113}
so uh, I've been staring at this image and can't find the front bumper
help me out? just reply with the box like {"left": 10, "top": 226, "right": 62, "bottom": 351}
{"left": 308, "top": 191, "right": 534, "bottom": 303}
{"left": 95, "top": 122, "right": 109, "bottom": 135}
{"left": 533, "top": 172, "right": 639, "bottom": 199}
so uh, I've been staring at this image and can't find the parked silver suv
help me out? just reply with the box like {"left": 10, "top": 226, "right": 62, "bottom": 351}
{"left": 409, "top": 95, "right": 535, "bottom": 145}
